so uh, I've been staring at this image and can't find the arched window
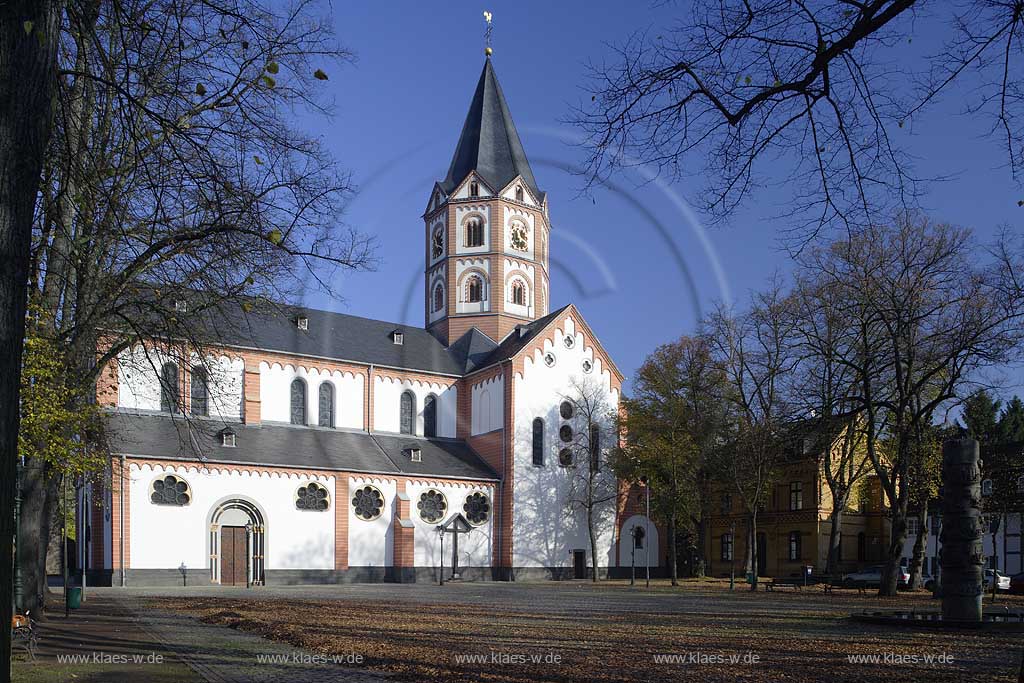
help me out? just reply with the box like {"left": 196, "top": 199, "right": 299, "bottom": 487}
{"left": 589, "top": 424, "right": 601, "bottom": 469}
{"left": 531, "top": 418, "right": 544, "bottom": 466}
{"left": 423, "top": 393, "right": 438, "bottom": 438}
{"left": 433, "top": 283, "right": 445, "bottom": 312}
{"left": 720, "top": 533, "right": 733, "bottom": 560}
{"left": 465, "top": 217, "right": 484, "bottom": 247}
{"left": 515, "top": 185, "right": 524, "bottom": 202}
{"left": 469, "top": 181, "right": 479, "bottom": 197}
{"left": 318, "top": 382, "right": 334, "bottom": 428}
{"left": 290, "top": 378, "right": 307, "bottom": 425}
{"left": 400, "top": 390, "right": 415, "bottom": 435}
{"left": 510, "top": 280, "right": 526, "bottom": 306}
{"left": 190, "top": 366, "right": 208, "bottom": 416}
{"left": 160, "top": 362, "right": 180, "bottom": 413}
{"left": 466, "top": 275, "right": 483, "bottom": 303}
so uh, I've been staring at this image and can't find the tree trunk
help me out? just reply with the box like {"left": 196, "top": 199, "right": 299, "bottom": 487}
{"left": 1, "top": 2, "right": 62, "bottom": 676}
{"left": 668, "top": 513, "right": 678, "bottom": 586}
{"left": 694, "top": 511, "right": 707, "bottom": 578}
{"left": 908, "top": 507, "right": 928, "bottom": 590}
{"left": 18, "top": 459, "right": 58, "bottom": 616}
{"left": 749, "top": 512, "right": 759, "bottom": 591}
{"left": 588, "top": 506, "right": 599, "bottom": 582}
{"left": 826, "top": 506, "right": 844, "bottom": 578}
{"left": 880, "top": 509, "right": 908, "bottom": 596}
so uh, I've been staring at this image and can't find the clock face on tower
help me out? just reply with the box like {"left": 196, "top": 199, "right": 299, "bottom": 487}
{"left": 510, "top": 223, "right": 528, "bottom": 251}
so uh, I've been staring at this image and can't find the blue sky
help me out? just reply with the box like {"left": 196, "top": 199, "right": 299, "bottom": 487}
{"left": 296, "top": 2, "right": 1023, "bottom": 397}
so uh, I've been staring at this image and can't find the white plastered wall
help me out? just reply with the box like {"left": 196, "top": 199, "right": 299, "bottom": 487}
{"left": 259, "top": 362, "right": 364, "bottom": 429}
{"left": 373, "top": 376, "right": 457, "bottom": 437}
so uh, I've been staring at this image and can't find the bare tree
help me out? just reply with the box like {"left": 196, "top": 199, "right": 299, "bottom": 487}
{"left": 798, "top": 214, "right": 1024, "bottom": 595}
{"left": 18, "top": 0, "right": 372, "bottom": 615}
{"left": 706, "top": 284, "right": 797, "bottom": 590}
{"left": 574, "top": 1, "right": 1024, "bottom": 245}
{"left": 562, "top": 377, "right": 618, "bottom": 582}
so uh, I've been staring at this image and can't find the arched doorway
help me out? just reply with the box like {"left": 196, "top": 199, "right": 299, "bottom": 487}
{"left": 209, "top": 498, "right": 266, "bottom": 586}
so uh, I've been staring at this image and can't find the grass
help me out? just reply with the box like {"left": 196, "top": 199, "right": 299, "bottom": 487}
{"left": 153, "top": 581, "right": 1024, "bottom": 683}
{"left": 11, "top": 660, "right": 199, "bottom": 683}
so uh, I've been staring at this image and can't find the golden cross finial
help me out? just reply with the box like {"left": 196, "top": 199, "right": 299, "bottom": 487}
{"left": 483, "top": 11, "right": 493, "bottom": 56}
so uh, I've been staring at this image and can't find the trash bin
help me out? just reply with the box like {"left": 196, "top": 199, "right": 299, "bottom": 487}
{"left": 67, "top": 586, "right": 82, "bottom": 609}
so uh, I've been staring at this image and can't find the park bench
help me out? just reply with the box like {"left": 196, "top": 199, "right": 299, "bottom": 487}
{"left": 823, "top": 581, "right": 868, "bottom": 595}
{"left": 764, "top": 579, "right": 804, "bottom": 591}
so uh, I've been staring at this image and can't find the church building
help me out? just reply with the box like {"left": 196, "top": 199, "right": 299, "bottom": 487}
{"left": 81, "top": 56, "right": 658, "bottom": 586}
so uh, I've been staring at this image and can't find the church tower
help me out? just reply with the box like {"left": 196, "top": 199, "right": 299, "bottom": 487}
{"left": 424, "top": 56, "right": 550, "bottom": 347}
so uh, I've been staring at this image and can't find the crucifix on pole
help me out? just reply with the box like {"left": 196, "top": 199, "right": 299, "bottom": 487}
{"left": 436, "top": 513, "right": 474, "bottom": 582}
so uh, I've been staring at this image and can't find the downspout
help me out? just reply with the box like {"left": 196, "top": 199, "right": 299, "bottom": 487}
{"left": 119, "top": 453, "right": 126, "bottom": 587}
{"left": 500, "top": 359, "right": 510, "bottom": 581}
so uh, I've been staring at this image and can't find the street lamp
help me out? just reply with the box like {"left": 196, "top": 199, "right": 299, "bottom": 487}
{"left": 178, "top": 562, "right": 188, "bottom": 587}
{"left": 437, "top": 525, "right": 445, "bottom": 586}
{"left": 639, "top": 476, "right": 650, "bottom": 589}
{"left": 244, "top": 522, "right": 253, "bottom": 589}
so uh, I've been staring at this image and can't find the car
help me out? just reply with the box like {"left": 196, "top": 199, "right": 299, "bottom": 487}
{"left": 842, "top": 565, "right": 910, "bottom": 587}
{"left": 1010, "top": 572, "right": 1024, "bottom": 595}
{"left": 985, "top": 569, "right": 1011, "bottom": 592}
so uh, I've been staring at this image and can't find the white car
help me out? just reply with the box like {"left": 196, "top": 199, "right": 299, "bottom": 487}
{"left": 986, "top": 570, "right": 1011, "bottom": 592}
{"left": 842, "top": 565, "right": 910, "bottom": 587}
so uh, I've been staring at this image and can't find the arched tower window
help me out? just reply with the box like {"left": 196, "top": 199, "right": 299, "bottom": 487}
{"left": 400, "top": 390, "right": 415, "bottom": 435}
{"left": 470, "top": 181, "right": 479, "bottom": 197}
{"left": 515, "top": 185, "right": 524, "bottom": 202}
{"left": 465, "top": 217, "right": 484, "bottom": 247}
{"left": 532, "top": 418, "right": 544, "bottom": 466}
{"left": 510, "top": 279, "right": 527, "bottom": 306}
{"left": 160, "top": 362, "right": 180, "bottom": 413}
{"left": 433, "top": 283, "right": 445, "bottom": 312}
{"left": 290, "top": 378, "right": 307, "bottom": 425}
{"left": 466, "top": 275, "right": 484, "bottom": 303}
{"left": 190, "top": 366, "right": 208, "bottom": 416}
{"left": 423, "top": 393, "right": 438, "bottom": 438}
{"left": 318, "top": 382, "right": 334, "bottom": 428}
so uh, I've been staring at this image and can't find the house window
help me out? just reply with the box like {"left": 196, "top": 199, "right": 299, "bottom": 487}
{"left": 296, "top": 482, "right": 330, "bottom": 511}
{"left": 532, "top": 418, "right": 544, "bottom": 466}
{"left": 589, "top": 424, "right": 601, "bottom": 469}
{"left": 470, "top": 181, "right": 479, "bottom": 197}
{"left": 634, "top": 526, "right": 646, "bottom": 550}
{"left": 465, "top": 217, "right": 484, "bottom": 246}
{"left": 907, "top": 517, "right": 920, "bottom": 536}
{"left": 510, "top": 280, "right": 527, "bottom": 305}
{"left": 515, "top": 185, "right": 524, "bottom": 202}
{"left": 720, "top": 494, "right": 732, "bottom": 516}
{"left": 433, "top": 283, "right": 445, "bottom": 312}
{"left": 789, "top": 481, "right": 803, "bottom": 511}
{"left": 290, "top": 378, "right": 306, "bottom": 424}
{"left": 400, "top": 391, "right": 415, "bottom": 435}
{"left": 466, "top": 275, "right": 483, "bottom": 303}
{"left": 318, "top": 382, "right": 334, "bottom": 428}
{"left": 160, "top": 362, "right": 180, "bottom": 413}
{"left": 190, "top": 366, "right": 208, "bottom": 416}
{"left": 150, "top": 475, "right": 190, "bottom": 506}
{"left": 721, "top": 533, "right": 733, "bottom": 561}
{"left": 423, "top": 393, "right": 438, "bottom": 438}
{"left": 788, "top": 531, "right": 801, "bottom": 561}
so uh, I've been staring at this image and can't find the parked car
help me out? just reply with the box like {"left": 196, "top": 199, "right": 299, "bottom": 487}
{"left": 985, "top": 569, "right": 1011, "bottom": 592}
{"left": 842, "top": 565, "right": 910, "bottom": 587}
{"left": 1010, "top": 572, "right": 1024, "bottom": 595}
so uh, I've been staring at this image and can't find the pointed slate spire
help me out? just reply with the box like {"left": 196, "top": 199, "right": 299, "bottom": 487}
{"left": 442, "top": 58, "right": 542, "bottom": 201}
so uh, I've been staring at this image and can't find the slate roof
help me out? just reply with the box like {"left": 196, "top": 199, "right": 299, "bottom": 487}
{"left": 107, "top": 412, "right": 499, "bottom": 481}
{"left": 474, "top": 305, "right": 571, "bottom": 369}
{"left": 441, "top": 58, "right": 543, "bottom": 202}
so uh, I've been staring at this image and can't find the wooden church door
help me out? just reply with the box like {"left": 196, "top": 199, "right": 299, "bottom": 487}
{"left": 220, "top": 526, "right": 247, "bottom": 585}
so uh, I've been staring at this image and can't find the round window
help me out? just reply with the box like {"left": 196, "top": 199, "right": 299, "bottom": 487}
{"left": 560, "top": 401, "right": 574, "bottom": 419}
{"left": 151, "top": 475, "right": 190, "bottom": 506}
{"left": 582, "top": 359, "right": 593, "bottom": 373}
{"left": 463, "top": 492, "right": 491, "bottom": 525}
{"left": 352, "top": 485, "right": 385, "bottom": 521}
{"left": 418, "top": 489, "right": 448, "bottom": 523}
{"left": 563, "top": 335, "right": 575, "bottom": 349}
{"left": 559, "top": 448, "right": 574, "bottom": 467}
{"left": 296, "top": 482, "right": 330, "bottom": 511}
{"left": 560, "top": 425, "right": 574, "bottom": 443}
{"left": 543, "top": 352, "right": 556, "bottom": 367}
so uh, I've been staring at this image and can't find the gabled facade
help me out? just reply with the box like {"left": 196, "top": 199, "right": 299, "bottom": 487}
{"left": 80, "top": 56, "right": 646, "bottom": 587}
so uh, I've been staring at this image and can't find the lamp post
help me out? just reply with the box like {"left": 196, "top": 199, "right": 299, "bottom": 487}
{"left": 630, "top": 526, "right": 637, "bottom": 586}
{"left": 244, "top": 522, "right": 253, "bottom": 589}
{"left": 640, "top": 476, "right": 650, "bottom": 589}
{"left": 729, "top": 521, "right": 736, "bottom": 591}
{"left": 437, "top": 525, "right": 445, "bottom": 586}
{"left": 179, "top": 562, "right": 188, "bottom": 587}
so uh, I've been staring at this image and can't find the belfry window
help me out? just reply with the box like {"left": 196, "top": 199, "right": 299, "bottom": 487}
{"left": 433, "top": 283, "right": 445, "bottom": 312}
{"left": 470, "top": 181, "right": 479, "bottom": 197}
{"left": 515, "top": 185, "right": 524, "bottom": 202}
{"left": 466, "top": 275, "right": 483, "bottom": 303}
{"left": 465, "top": 218, "right": 484, "bottom": 247}
{"left": 511, "top": 280, "right": 526, "bottom": 306}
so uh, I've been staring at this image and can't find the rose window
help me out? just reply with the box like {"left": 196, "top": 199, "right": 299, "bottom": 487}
{"left": 296, "top": 482, "right": 330, "bottom": 511}
{"left": 417, "top": 489, "right": 448, "bottom": 523}
{"left": 352, "top": 485, "right": 385, "bottom": 520}
{"left": 463, "top": 492, "right": 490, "bottom": 525}
{"left": 151, "top": 475, "right": 190, "bottom": 506}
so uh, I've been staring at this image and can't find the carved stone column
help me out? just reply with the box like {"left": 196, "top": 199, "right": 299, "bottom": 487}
{"left": 940, "top": 438, "right": 984, "bottom": 622}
